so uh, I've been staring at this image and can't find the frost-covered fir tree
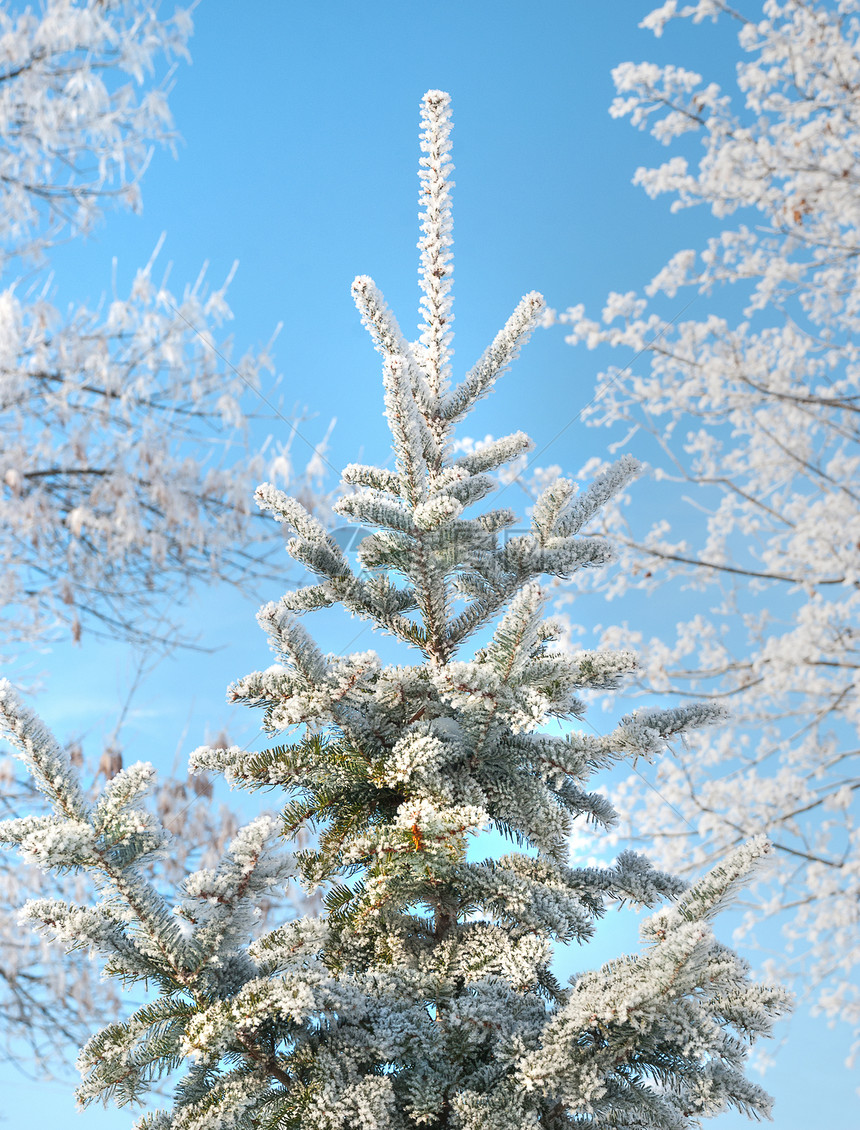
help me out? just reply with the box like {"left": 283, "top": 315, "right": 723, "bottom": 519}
{"left": 0, "top": 91, "right": 789, "bottom": 1130}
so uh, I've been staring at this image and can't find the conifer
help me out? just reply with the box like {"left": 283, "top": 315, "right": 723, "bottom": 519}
{"left": 0, "top": 90, "right": 789, "bottom": 1130}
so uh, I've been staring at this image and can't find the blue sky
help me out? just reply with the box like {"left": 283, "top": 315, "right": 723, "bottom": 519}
{"left": 2, "top": 1, "right": 858, "bottom": 1126}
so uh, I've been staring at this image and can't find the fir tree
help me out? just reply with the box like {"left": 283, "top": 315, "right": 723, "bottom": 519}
{"left": 0, "top": 90, "right": 789, "bottom": 1130}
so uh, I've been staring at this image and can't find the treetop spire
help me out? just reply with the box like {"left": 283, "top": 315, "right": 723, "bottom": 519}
{"left": 418, "top": 89, "right": 455, "bottom": 401}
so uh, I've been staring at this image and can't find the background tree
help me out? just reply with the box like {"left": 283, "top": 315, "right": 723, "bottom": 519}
{"left": 0, "top": 0, "right": 330, "bottom": 655}
{"left": 0, "top": 0, "right": 324, "bottom": 1078}
{"left": 554, "top": 0, "right": 860, "bottom": 1060}
{"left": 0, "top": 87, "right": 789, "bottom": 1130}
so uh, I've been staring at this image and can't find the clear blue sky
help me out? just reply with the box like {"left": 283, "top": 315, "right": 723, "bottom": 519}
{"left": 2, "top": 2, "right": 857, "bottom": 1127}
